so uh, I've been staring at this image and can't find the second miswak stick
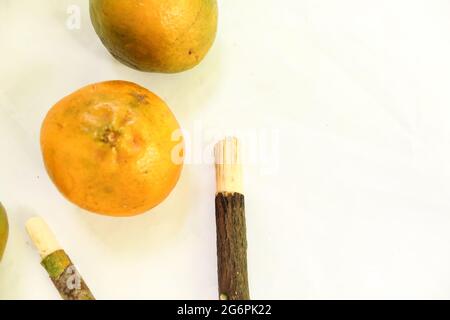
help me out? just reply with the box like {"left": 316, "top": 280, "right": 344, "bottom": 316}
{"left": 26, "top": 217, "right": 95, "bottom": 300}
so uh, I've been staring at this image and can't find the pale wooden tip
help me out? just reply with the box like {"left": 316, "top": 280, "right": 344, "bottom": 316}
{"left": 26, "top": 217, "right": 61, "bottom": 260}
{"left": 214, "top": 137, "right": 243, "bottom": 194}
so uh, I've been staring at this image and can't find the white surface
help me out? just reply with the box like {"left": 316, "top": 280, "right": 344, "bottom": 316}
{"left": 1, "top": 0, "right": 450, "bottom": 300}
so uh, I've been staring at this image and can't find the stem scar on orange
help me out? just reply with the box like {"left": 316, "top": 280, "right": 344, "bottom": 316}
{"left": 41, "top": 81, "right": 184, "bottom": 217}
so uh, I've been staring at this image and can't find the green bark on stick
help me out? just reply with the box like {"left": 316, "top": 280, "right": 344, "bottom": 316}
{"left": 42, "top": 250, "right": 95, "bottom": 300}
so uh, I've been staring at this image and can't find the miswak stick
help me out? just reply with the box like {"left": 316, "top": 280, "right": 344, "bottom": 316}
{"left": 26, "top": 217, "right": 95, "bottom": 300}
{"left": 214, "top": 137, "right": 250, "bottom": 300}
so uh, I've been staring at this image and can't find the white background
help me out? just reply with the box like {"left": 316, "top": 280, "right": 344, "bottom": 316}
{"left": 1, "top": 0, "right": 450, "bottom": 299}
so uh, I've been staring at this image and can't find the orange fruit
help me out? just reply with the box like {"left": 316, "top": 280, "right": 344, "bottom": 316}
{"left": 41, "top": 81, "right": 184, "bottom": 217}
{"left": 90, "top": 0, "right": 218, "bottom": 73}
{"left": 0, "top": 203, "right": 8, "bottom": 261}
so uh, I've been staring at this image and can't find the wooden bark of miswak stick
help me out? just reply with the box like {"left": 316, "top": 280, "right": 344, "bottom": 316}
{"left": 214, "top": 137, "right": 250, "bottom": 300}
{"left": 26, "top": 217, "right": 95, "bottom": 300}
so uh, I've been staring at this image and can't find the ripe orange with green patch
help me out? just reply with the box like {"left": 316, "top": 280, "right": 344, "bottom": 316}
{"left": 0, "top": 203, "right": 8, "bottom": 261}
{"left": 41, "top": 81, "right": 184, "bottom": 217}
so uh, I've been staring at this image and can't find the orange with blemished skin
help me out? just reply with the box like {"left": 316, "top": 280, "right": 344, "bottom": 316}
{"left": 41, "top": 81, "right": 184, "bottom": 217}
{"left": 90, "top": 0, "right": 218, "bottom": 73}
